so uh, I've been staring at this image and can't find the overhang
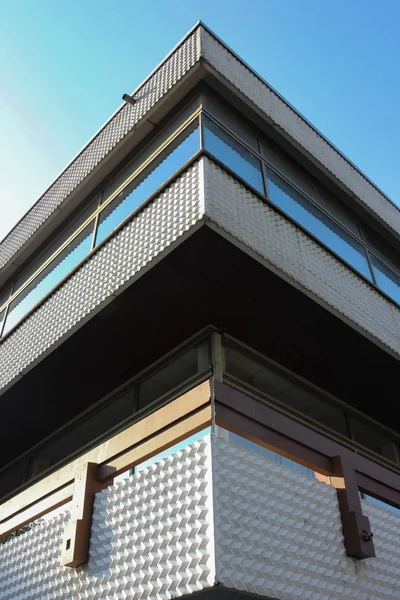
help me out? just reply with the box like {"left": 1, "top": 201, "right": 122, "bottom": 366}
{"left": 2, "top": 225, "right": 400, "bottom": 468}
{"left": 1, "top": 22, "right": 400, "bottom": 288}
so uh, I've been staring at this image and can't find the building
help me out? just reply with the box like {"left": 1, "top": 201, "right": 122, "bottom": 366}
{"left": 1, "top": 22, "right": 400, "bottom": 599}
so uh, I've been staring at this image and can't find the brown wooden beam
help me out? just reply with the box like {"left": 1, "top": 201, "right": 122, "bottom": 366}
{"left": 331, "top": 455, "right": 375, "bottom": 559}
{"left": 214, "top": 380, "right": 400, "bottom": 508}
{"left": 0, "top": 381, "right": 212, "bottom": 549}
{"left": 214, "top": 380, "right": 399, "bottom": 560}
{"left": 60, "top": 463, "right": 101, "bottom": 568}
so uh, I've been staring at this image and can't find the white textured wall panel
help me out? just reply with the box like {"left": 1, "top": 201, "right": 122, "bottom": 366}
{"left": 0, "top": 29, "right": 200, "bottom": 270}
{"left": 0, "top": 160, "right": 204, "bottom": 392}
{"left": 200, "top": 27, "right": 400, "bottom": 239}
{"left": 213, "top": 436, "right": 400, "bottom": 600}
{"left": 0, "top": 437, "right": 215, "bottom": 600}
{"left": 1, "top": 434, "right": 399, "bottom": 599}
{"left": 203, "top": 158, "right": 400, "bottom": 357}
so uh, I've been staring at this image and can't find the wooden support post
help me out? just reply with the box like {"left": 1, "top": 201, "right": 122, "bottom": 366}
{"left": 331, "top": 455, "right": 375, "bottom": 560}
{"left": 60, "top": 463, "right": 100, "bottom": 568}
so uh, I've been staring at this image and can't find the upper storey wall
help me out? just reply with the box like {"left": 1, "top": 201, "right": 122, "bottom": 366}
{"left": 200, "top": 26, "right": 400, "bottom": 239}
{"left": 0, "top": 26, "right": 201, "bottom": 281}
{"left": 1, "top": 23, "right": 400, "bottom": 284}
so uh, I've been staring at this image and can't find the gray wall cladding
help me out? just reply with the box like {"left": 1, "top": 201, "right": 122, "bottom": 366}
{"left": 214, "top": 436, "right": 400, "bottom": 600}
{"left": 0, "top": 28, "right": 199, "bottom": 270}
{"left": 200, "top": 27, "right": 400, "bottom": 239}
{"left": 203, "top": 157, "right": 400, "bottom": 357}
{"left": 0, "top": 160, "right": 204, "bottom": 393}
{"left": 0, "top": 438, "right": 215, "bottom": 600}
{"left": 1, "top": 435, "right": 399, "bottom": 600}
{"left": 3, "top": 23, "right": 399, "bottom": 274}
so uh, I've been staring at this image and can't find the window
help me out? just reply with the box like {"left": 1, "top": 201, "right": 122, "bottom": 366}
{"left": 0, "top": 334, "right": 211, "bottom": 499}
{"left": 369, "top": 255, "right": 400, "bottom": 305}
{"left": 95, "top": 121, "right": 200, "bottom": 245}
{"left": 203, "top": 116, "right": 264, "bottom": 194}
{"left": 0, "top": 113, "right": 200, "bottom": 337}
{"left": 265, "top": 169, "right": 373, "bottom": 281}
{"left": 3, "top": 223, "right": 95, "bottom": 335}
{"left": 223, "top": 338, "right": 400, "bottom": 467}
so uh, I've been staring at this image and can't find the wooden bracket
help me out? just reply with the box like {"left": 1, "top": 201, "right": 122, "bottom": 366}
{"left": 331, "top": 455, "right": 375, "bottom": 560}
{"left": 60, "top": 463, "right": 100, "bottom": 568}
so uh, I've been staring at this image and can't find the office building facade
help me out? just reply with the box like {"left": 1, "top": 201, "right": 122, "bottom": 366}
{"left": 1, "top": 23, "right": 400, "bottom": 600}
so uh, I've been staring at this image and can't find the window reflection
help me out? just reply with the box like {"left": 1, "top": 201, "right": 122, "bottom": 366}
{"left": 95, "top": 123, "right": 200, "bottom": 245}
{"left": 266, "top": 170, "right": 373, "bottom": 281}
{"left": 3, "top": 224, "right": 94, "bottom": 335}
{"left": 29, "top": 388, "right": 135, "bottom": 478}
{"left": 138, "top": 339, "right": 210, "bottom": 409}
{"left": 203, "top": 117, "right": 264, "bottom": 194}
{"left": 370, "top": 255, "right": 400, "bottom": 305}
{"left": 0, "top": 335, "right": 211, "bottom": 494}
{"left": 225, "top": 344, "right": 348, "bottom": 437}
{"left": 224, "top": 340, "right": 400, "bottom": 466}
{"left": 349, "top": 416, "right": 400, "bottom": 463}
{"left": 0, "top": 309, "right": 5, "bottom": 335}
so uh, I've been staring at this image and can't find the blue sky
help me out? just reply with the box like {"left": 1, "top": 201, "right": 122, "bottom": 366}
{"left": 1, "top": 0, "right": 400, "bottom": 241}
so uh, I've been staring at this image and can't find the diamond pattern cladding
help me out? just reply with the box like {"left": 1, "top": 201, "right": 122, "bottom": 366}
{"left": 0, "top": 437, "right": 215, "bottom": 599}
{"left": 203, "top": 157, "right": 400, "bottom": 356}
{"left": 213, "top": 436, "right": 400, "bottom": 600}
{"left": 1, "top": 434, "right": 400, "bottom": 599}
{"left": 0, "top": 29, "right": 199, "bottom": 270}
{"left": 0, "top": 160, "right": 203, "bottom": 392}
{"left": 200, "top": 27, "right": 400, "bottom": 238}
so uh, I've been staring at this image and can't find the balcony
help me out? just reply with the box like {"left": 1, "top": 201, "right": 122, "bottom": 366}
{"left": 1, "top": 379, "right": 400, "bottom": 599}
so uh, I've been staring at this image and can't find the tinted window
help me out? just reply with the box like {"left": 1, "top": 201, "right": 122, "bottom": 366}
{"left": 370, "top": 255, "right": 400, "bottom": 305}
{"left": 225, "top": 344, "right": 347, "bottom": 437}
{"left": 266, "top": 170, "right": 373, "bottom": 281}
{"left": 3, "top": 224, "right": 94, "bottom": 335}
{"left": 95, "top": 123, "right": 200, "bottom": 245}
{"left": 203, "top": 117, "right": 264, "bottom": 194}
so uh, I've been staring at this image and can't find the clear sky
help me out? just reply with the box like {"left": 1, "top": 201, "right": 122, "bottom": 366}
{"left": 1, "top": 0, "right": 400, "bottom": 241}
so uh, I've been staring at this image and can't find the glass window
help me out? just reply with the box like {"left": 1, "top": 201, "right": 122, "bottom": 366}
{"left": 260, "top": 139, "right": 361, "bottom": 237}
{"left": 138, "top": 339, "right": 210, "bottom": 409}
{"left": 0, "top": 285, "right": 11, "bottom": 310}
{"left": 202, "top": 95, "right": 259, "bottom": 151}
{"left": 95, "top": 122, "right": 200, "bottom": 245}
{"left": 225, "top": 344, "right": 348, "bottom": 437}
{"left": 13, "top": 198, "right": 98, "bottom": 295}
{"left": 0, "top": 457, "right": 28, "bottom": 501}
{"left": 0, "top": 286, "right": 12, "bottom": 334}
{"left": 203, "top": 117, "right": 264, "bottom": 194}
{"left": 3, "top": 223, "right": 94, "bottom": 335}
{"left": 370, "top": 255, "right": 400, "bottom": 305}
{"left": 364, "top": 226, "right": 400, "bottom": 273}
{"left": 266, "top": 169, "right": 373, "bottom": 281}
{"left": 30, "top": 387, "right": 135, "bottom": 476}
{"left": 349, "top": 416, "right": 400, "bottom": 464}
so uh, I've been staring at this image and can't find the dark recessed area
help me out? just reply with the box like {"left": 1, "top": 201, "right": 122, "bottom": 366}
{"left": 1, "top": 225, "right": 399, "bottom": 468}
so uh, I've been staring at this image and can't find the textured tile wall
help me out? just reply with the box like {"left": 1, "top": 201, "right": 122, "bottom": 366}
{"left": 0, "top": 29, "right": 200, "bottom": 270}
{"left": 0, "top": 437, "right": 215, "bottom": 600}
{"left": 1, "top": 435, "right": 399, "bottom": 599}
{"left": 4, "top": 23, "right": 399, "bottom": 276}
{"left": 203, "top": 157, "right": 400, "bottom": 357}
{"left": 200, "top": 27, "right": 400, "bottom": 239}
{"left": 213, "top": 435, "right": 400, "bottom": 600}
{"left": 0, "top": 160, "right": 204, "bottom": 393}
